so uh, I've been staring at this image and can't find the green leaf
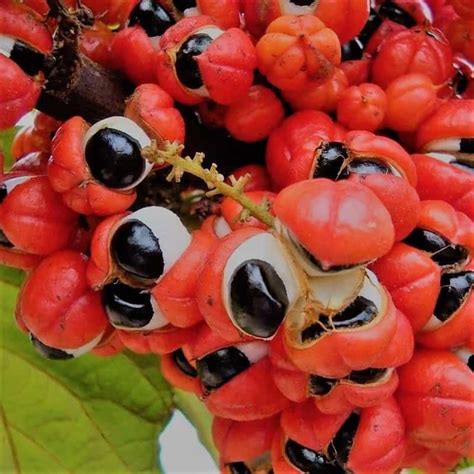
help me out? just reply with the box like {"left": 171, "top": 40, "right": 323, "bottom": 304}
{"left": 0, "top": 279, "right": 174, "bottom": 473}
{"left": 0, "top": 127, "right": 19, "bottom": 171}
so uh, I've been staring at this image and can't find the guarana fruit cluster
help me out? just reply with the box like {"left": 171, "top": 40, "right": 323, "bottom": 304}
{"left": 1, "top": 0, "right": 473, "bottom": 473}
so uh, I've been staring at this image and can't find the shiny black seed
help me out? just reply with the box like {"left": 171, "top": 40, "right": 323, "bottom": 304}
{"left": 299, "top": 243, "right": 363, "bottom": 273}
{"left": 309, "top": 375, "right": 338, "bottom": 396}
{"left": 341, "top": 38, "right": 364, "bottom": 61}
{"left": 460, "top": 138, "right": 474, "bottom": 153}
{"left": 433, "top": 271, "right": 473, "bottom": 322}
{"left": 129, "top": 0, "right": 175, "bottom": 37}
{"left": 102, "top": 281, "right": 154, "bottom": 328}
{"left": 285, "top": 439, "right": 344, "bottom": 473}
{"left": 9, "top": 40, "right": 45, "bottom": 76}
{"left": 111, "top": 219, "right": 164, "bottom": 281}
{"left": 328, "top": 412, "right": 360, "bottom": 466}
{"left": 289, "top": 0, "right": 316, "bottom": 5}
{"left": 404, "top": 228, "right": 469, "bottom": 267}
{"left": 378, "top": 128, "right": 400, "bottom": 141}
{"left": 172, "top": 348, "right": 197, "bottom": 377}
{"left": 468, "top": 355, "right": 474, "bottom": 371}
{"left": 301, "top": 321, "right": 327, "bottom": 343}
{"left": 451, "top": 160, "right": 474, "bottom": 172}
{"left": 346, "top": 367, "right": 387, "bottom": 384}
{"left": 331, "top": 296, "right": 378, "bottom": 328}
{"left": 358, "top": 9, "right": 382, "bottom": 46}
{"left": 0, "top": 183, "right": 7, "bottom": 203}
{"left": 78, "top": 214, "right": 90, "bottom": 230}
{"left": 30, "top": 334, "right": 74, "bottom": 360}
{"left": 85, "top": 128, "right": 144, "bottom": 189}
{"left": 347, "top": 159, "right": 394, "bottom": 175}
{"left": 313, "top": 142, "right": 349, "bottom": 180}
{"left": 227, "top": 462, "right": 251, "bottom": 474}
{"left": 175, "top": 33, "right": 213, "bottom": 90}
{"left": 197, "top": 347, "right": 250, "bottom": 391}
{"left": 451, "top": 69, "right": 469, "bottom": 97}
{"left": 0, "top": 229, "right": 14, "bottom": 248}
{"left": 378, "top": 0, "right": 417, "bottom": 27}
{"left": 230, "top": 259, "right": 289, "bottom": 338}
{"left": 173, "top": 0, "right": 197, "bottom": 12}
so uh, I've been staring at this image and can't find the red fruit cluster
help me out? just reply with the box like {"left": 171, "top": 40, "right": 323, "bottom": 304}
{"left": 1, "top": 0, "right": 473, "bottom": 473}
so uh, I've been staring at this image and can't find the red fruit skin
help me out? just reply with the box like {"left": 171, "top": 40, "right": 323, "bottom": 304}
{"left": 365, "top": 19, "right": 407, "bottom": 55}
{"left": 213, "top": 415, "right": 280, "bottom": 463}
{"left": 229, "top": 164, "right": 271, "bottom": 192}
{"left": 241, "top": 0, "right": 282, "bottom": 38}
{"left": 160, "top": 347, "right": 201, "bottom": 394}
{"left": 402, "top": 439, "right": 461, "bottom": 474}
{"left": 449, "top": 0, "right": 474, "bottom": 19}
{"left": 371, "top": 243, "right": 441, "bottom": 333}
{"left": 157, "top": 16, "right": 256, "bottom": 105}
{"left": 11, "top": 126, "right": 52, "bottom": 160}
{"left": 18, "top": 250, "right": 108, "bottom": 349}
{"left": 371, "top": 28, "right": 454, "bottom": 88}
{"left": 80, "top": 20, "right": 116, "bottom": 70}
{"left": 340, "top": 57, "right": 371, "bottom": 86}
{"left": 196, "top": 227, "right": 267, "bottom": 341}
{"left": 274, "top": 179, "right": 395, "bottom": 269}
{"left": 151, "top": 228, "right": 217, "bottom": 328}
{"left": 81, "top": 0, "right": 138, "bottom": 26}
{"left": 337, "top": 83, "right": 387, "bottom": 132}
{"left": 118, "top": 324, "right": 197, "bottom": 355}
{"left": 10, "top": 152, "right": 49, "bottom": 175}
{"left": 49, "top": 116, "right": 136, "bottom": 215}
{"left": 0, "top": 56, "right": 41, "bottom": 130}
{"left": 256, "top": 15, "right": 341, "bottom": 92}
{"left": 416, "top": 99, "right": 474, "bottom": 149}
{"left": 224, "top": 85, "right": 285, "bottom": 142}
{"left": 396, "top": 349, "right": 474, "bottom": 456}
{"left": 110, "top": 27, "right": 158, "bottom": 85}
{"left": 284, "top": 68, "right": 349, "bottom": 113}
{"left": 277, "top": 398, "right": 406, "bottom": 474}
{"left": 0, "top": 175, "right": 79, "bottom": 256}
{"left": 284, "top": 294, "right": 414, "bottom": 378}
{"left": 125, "top": 84, "right": 185, "bottom": 146}
{"left": 195, "top": 0, "right": 241, "bottom": 30}
{"left": 265, "top": 111, "right": 345, "bottom": 191}
{"left": 220, "top": 191, "right": 275, "bottom": 231}
{"left": 0, "top": 247, "right": 42, "bottom": 271}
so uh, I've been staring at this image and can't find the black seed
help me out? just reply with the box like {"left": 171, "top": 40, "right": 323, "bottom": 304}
{"left": 85, "top": 128, "right": 145, "bottom": 189}
{"left": 346, "top": 367, "right": 387, "bottom": 384}
{"left": 331, "top": 296, "right": 379, "bottom": 328}
{"left": 460, "top": 138, "right": 474, "bottom": 153}
{"left": 358, "top": 9, "right": 382, "bottom": 46}
{"left": 196, "top": 347, "right": 250, "bottom": 391}
{"left": 227, "top": 462, "right": 251, "bottom": 474}
{"left": 102, "top": 281, "right": 155, "bottom": 328}
{"left": 0, "top": 229, "right": 14, "bottom": 248}
{"left": 298, "top": 242, "right": 361, "bottom": 273}
{"left": 313, "top": 142, "right": 349, "bottom": 180}
{"left": 230, "top": 259, "right": 289, "bottom": 338}
{"left": 341, "top": 38, "right": 364, "bottom": 61}
{"left": 9, "top": 40, "right": 45, "bottom": 76}
{"left": 285, "top": 439, "right": 344, "bottom": 473}
{"left": 0, "top": 183, "right": 7, "bottom": 203}
{"left": 78, "top": 214, "right": 90, "bottom": 231}
{"left": 468, "top": 355, "right": 474, "bottom": 371}
{"left": 451, "top": 160, "right": 474, "bottom": 173}
{"left": 129, "top": 0, "right": 175, "bottom": 37}
{"left": 30, "top": 334, "right": 74, "bottom": 360}
{"left": 301, "top": 321, "right": 328, "bottom": 343}
{"left": 433, "top": 271, "right": 473, "bottom": 322}
{"left": 451, "top": 69, "right": 469, "bottom": 97}
{"left": 173, "top": 0, "right": 197, "bottom": 12}
{"left": 175, "top": 33, "right": 213, "bottom": 90}
{"left": 172, "top": 348, "right": 197, "bottom": 377}
{"left": 347, "top": 159, "right": 394, "bottom": 175}
{"left": 328, "top": 412, "right": 360, "bottom": 466}
{"left": 403, "top": 228, "right": 469, "bottom": 267}
{"left": 111, "top": 219, "right": 164, "bottom": 281}
{"left": 378, "top": 0, "right": 417, "bottom": 27}
{"left": 309, "top": 375, "right": 338, "bottom": 396}
{"left": 377, "top": 128, "right": 400, "bottom": 141}
{"left": 289, "top": 0, "right": 316, "bottom": 5}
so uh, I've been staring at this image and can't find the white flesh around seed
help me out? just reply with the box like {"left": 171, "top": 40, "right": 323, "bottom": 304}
{"left": 181, "top": 26, "right": 224, "bottom": 98}
{"left": 426, "top": 152, "right": 456, "bottom": 164}
{"left": 275, "top": 219, "right": 365, "bottom": 277}
{"left": 355, "top": 269, "right": 384, "bottom": 316}
{"left": 222, "top": 232, "right": 301, "bottom": 337}
{"left": 234, "top": 341, "right": 269, "bottom": 365}
{"left": 424, "top": 138, "right": 463, "bottom": 153}
{"left": 182, "top": 7, "right": 200, "bottom": 17}
{"left": 119, "top": 206, "right": 192, "bottom": 282}
{"left": 454, "top": 347, "right": 472, "bottom": 365}
{"left": 280, "top": 0, "right": 318, "bottom": 15}
{"left": 213, "top": 217, "right": 232, "bottom": 238}
{"left": 308, "top": 268, "right": 366, "bottom": 314}
{"left": 0, "top": 35, "right": 15, "bottom": 57}
{"left": 51, "top": 331, "right": 105, "bottom": 357}
{"left": 83, "top": 116, "right": 153, "bottom": 190}
{"left": 3, "top": 176, "right": 33, "bottom": 194}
